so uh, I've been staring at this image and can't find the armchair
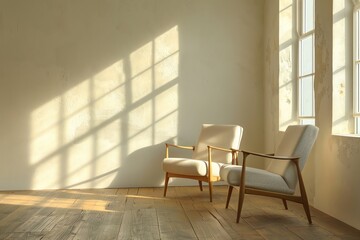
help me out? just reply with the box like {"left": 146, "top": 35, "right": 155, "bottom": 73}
{"left": 162, "top": 124, "right": 243, "bottom": 202}
{"left": 220, "top": 125, "right": 319, "bottom": 223}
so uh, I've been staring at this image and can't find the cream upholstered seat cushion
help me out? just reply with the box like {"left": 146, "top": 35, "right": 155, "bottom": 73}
{"left": 220, "top": 164, "right": 294, "bottom": 194}
{"left": 163, "top": 158, "right": 224, "bottom": 177}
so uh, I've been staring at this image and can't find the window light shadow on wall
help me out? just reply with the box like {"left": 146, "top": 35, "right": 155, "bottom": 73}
{"left": 29, "top": 26, "right": 179, "bottom": 189}
{"left": 332, "top": 0, "right": 355, "bottom": 135}
{"left": 279, "top": 0, "right": 298, "bottom": 131}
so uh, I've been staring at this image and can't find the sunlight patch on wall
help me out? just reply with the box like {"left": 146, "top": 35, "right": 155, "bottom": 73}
{"left": 63, "top": 80, "right": 91, "bottom": 144}
{"left": 332, "top": 0, "right": 354, "bottom": 134}
{"left": 128, "top": 101, "right": 153, "bottom": 154}
{"left": 155, "top": 26, "right": 179, "bottom": 63}
{"left": 29, "top": 26, "right": 179, "bottom": 189}
{"left": 128, "top": 26, "right": 179, "bottom": 154}
{"left": 155, "top": 26, "right": 179, "bottom": 89}
{"left": 32, "top": 155, "right": 61, "bottom": 189}
{"left": 154, "top": 85, "right": 178, "bottom": 144}
{"left": 279, "top": 1, "right": 294, "bottom": 44}
{"left": 279, "top": 0, "right": 297, "bottom": 130}
{"left": 130, "top": 42, "right": 153, "bottom": 77}
{"left": 30, "top": 97, "right": 61, "bottom": 165}
{"left": 66, "top": 135, "right": 94, "bottom": 185}
{"left": 93, "top": 61, "right": 127, "bottom": 127}
{"left": 131, "top": 69, "right": 153, "bottom": 103}
{"left": 155, "top": 53, "right": 179, "bottom": 89}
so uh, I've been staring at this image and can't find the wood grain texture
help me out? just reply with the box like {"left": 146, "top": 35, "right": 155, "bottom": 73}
{"left": 0, "top": 186, "right": 358, "bottom": 239}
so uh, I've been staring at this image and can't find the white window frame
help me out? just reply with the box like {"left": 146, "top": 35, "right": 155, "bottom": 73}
{"left": 354, "top": 6, "right": 360, "bottom": 134}
{"left": 298, "top": 0, "right": 315, "bottom": 125}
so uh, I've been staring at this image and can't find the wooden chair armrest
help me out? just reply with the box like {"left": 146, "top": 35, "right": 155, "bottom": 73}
{"left": 241, "top": 150, "right": 299, "bottom": 161}
{"left": 207, "top": 145, "right": 238, "bottom": 165}
{"left": 165, "top": 143, "right": 195, "bottom": 158}
{"left": 165, "top": 143, "right": 195, "bottom": 150}
{"left": 207, "top": 145, "right": 233, "bottom": 153}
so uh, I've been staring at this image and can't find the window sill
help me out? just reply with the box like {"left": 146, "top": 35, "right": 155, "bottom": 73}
{"left": 332, "top": 133, "right": 360, "bottom": 139}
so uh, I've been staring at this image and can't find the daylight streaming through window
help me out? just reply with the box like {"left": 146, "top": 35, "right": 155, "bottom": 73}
{"left": 298, "top": 0, "right": 315, "bottom": 125}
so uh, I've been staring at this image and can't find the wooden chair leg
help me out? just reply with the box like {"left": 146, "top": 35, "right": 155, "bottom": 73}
{"left": 299, "top": 179, "right": 312, "bottom": 224}
{"left": 282, "top": 199, "right": 288, "bottom": 210}
{"left": 296, "top": 161, "right": 312, "bottom": 224}
{"left": 302, "top": 196, "right": 312, "bottom": 224}
{"left": 198, "top": 181, "right": 203, "bottom": 191}
{"left": 237, "top": 152, "right": 248, "bottom": 223}
{"left": 163, "top": 173, "right": 169, "bottom": 197}
{"left": 225, "top": 186, "right": 233, "bottom": 209}
{"left": 236, "top": 187, "right": 245, "bottom": 223}
{"left": 209, "top": 182, "right": 213, "bottom": 202}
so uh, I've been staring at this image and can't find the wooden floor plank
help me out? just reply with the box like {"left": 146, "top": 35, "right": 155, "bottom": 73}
{"left": 72, "top": 211, "right": 123, "bottom": 240}
{"left": 41, "top": 224, "right": 75, "bottom": 240}
{"left": 157, "top": 200, "right": 198, "bottom": 240}
{"left": 117, "top": 208, "right": 160, "bottom": 240}
{"left": 181, "top": 200, "right": 233, "bottom": 240}
{"left": 256, "top": 225, "right": 303, "bottom": 240}
{"left": 0, "top": 186, "right": 358, "bottom": 240}
{"left": 205, "top": 202, "right": 264, "bottom": 240}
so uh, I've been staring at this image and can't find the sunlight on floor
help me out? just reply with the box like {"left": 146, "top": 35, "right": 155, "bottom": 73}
{"left": 0, "top": 191, "right": 167, "bottom": 213}
{"left": 0, "top": 193, "right": 114, "bottom": 212}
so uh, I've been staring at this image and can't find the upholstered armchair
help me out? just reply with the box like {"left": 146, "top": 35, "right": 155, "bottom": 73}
{"left": 163, "top": 124, "right": 243, "bottom": 202}
{"left": 220, "top": 125, "right": 319, "bottom": 223}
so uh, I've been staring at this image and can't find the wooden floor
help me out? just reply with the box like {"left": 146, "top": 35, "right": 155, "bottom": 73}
{"left": 0, "top": 186, "right": 358, "bottom": 240}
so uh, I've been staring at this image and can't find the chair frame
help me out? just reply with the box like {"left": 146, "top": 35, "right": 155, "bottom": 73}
{"left": 226, "top": 149, "right": 312, "bottom": 224}
{"left": 164, "top": 143, "right": 237, "bottom": 202}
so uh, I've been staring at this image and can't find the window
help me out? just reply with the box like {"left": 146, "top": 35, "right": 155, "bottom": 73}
{"left": 298, "top": 0, "right": 315, "bottom": 125}
{"left": 278, "top": 0, "right": 315, "bottom": 130}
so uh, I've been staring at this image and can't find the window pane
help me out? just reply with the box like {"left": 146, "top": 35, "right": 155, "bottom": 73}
{"left": 303, "top": 0, "right": 314, "bottom": 33}
{"left": 300, "top": 35, "right": 314, "bottom": 76}
{"left": 299, "top": 75, "right": 314, "bottom": 117}
{"left": 356, "top": 117, "right": 360, "bottom": 134}
{"left": 357, "top": 10, "right": 360, "bottom": 61}
{"left": 357, "top": 63, "right": 360, "bottom": 113}
{"left": 300, "top": 118, "right": 315, "bottom": 125}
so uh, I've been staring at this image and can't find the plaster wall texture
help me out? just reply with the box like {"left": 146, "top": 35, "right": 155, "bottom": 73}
{"left": 0, "top": 0, "right": 265, "bottom": 190}
{"left": 265, "top": 0, "right": 360, "bottom": 230}
{"left": 332, "top": 0, "right": 354, "bottom": 134}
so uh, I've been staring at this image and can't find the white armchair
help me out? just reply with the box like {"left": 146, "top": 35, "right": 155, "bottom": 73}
{"left": 220, "top": 125, "right": 319, "bottom": 223}
{"left": 163, "top": 124, "right": 243, "bottom": 202}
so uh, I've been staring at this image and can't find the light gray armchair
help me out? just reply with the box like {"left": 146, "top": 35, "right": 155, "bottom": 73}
{"left": 220, "top": 125, "right": 319, "bottom": 223}
{"left": 163, "top": 124, "right": 243, "bottom": 202}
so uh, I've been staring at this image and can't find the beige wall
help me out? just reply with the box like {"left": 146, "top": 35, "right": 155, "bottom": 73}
{"left": 0, "top": 0, "right": 265, "bottom": 190}
{"left": 265, "top": 0, "right": 360, "bottom": 230}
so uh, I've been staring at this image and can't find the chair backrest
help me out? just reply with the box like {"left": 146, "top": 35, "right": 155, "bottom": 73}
{"left": 192, "top": 124, "right": 243, "bottom": 164}
{"left": 267, "top": 125, "right": 319, "bottom": 191}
